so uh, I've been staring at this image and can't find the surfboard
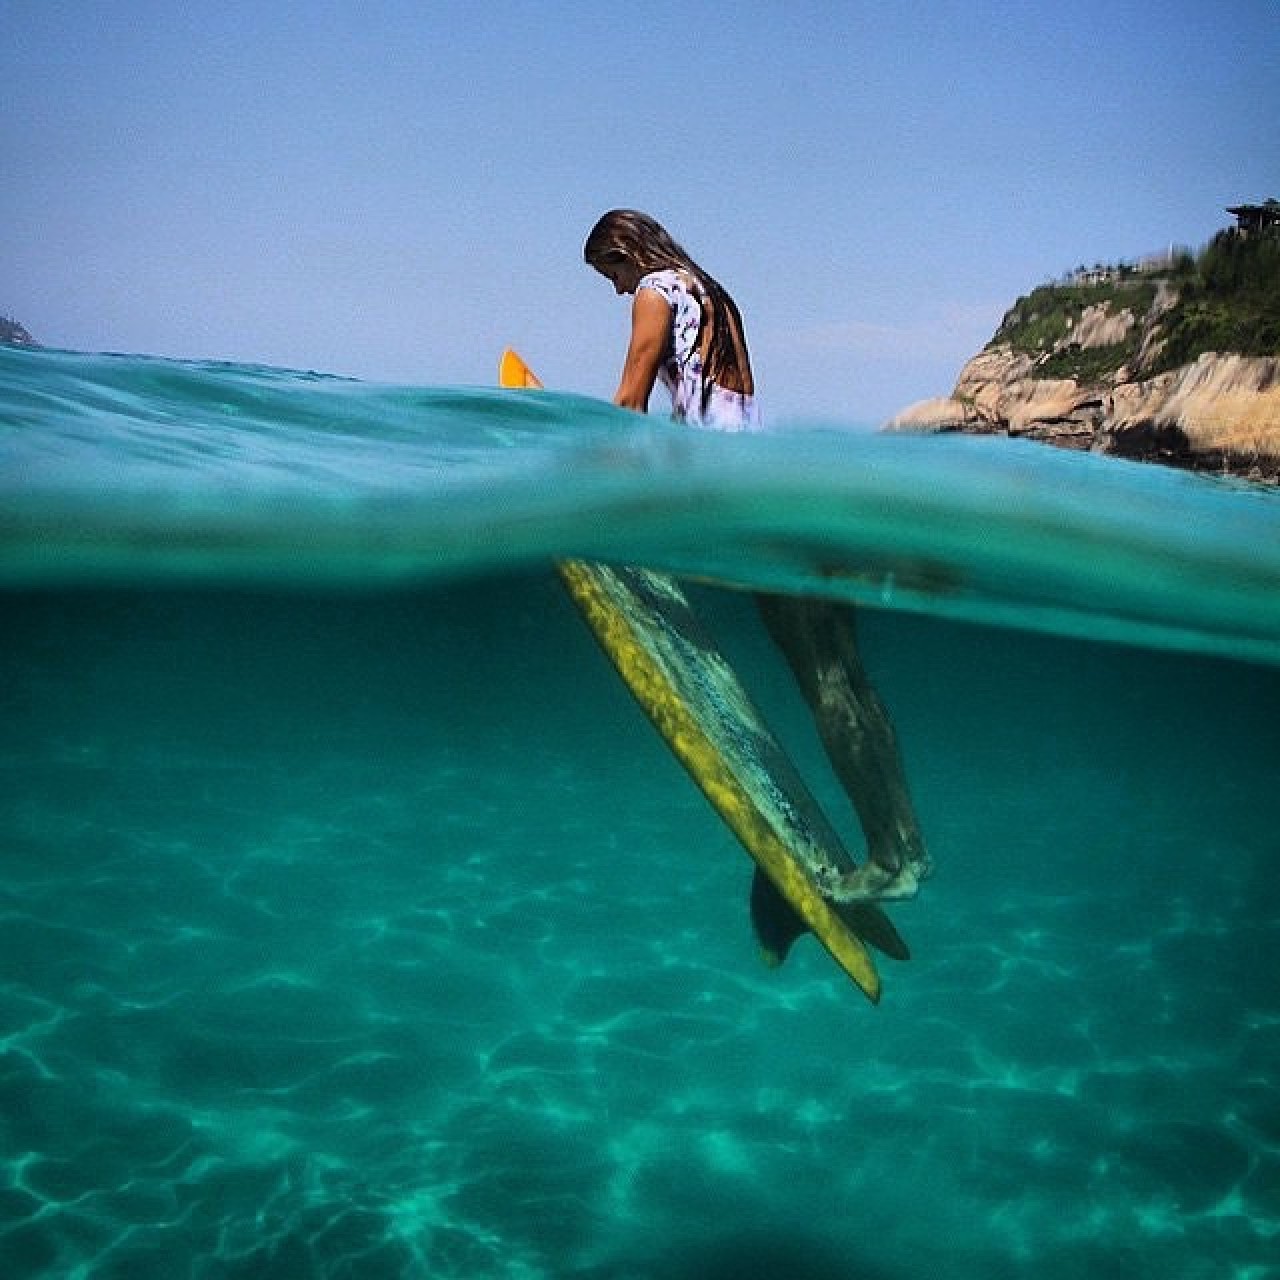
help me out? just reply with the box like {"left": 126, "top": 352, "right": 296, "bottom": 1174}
{"left": 499, "top": 349, "right": 906, "bottom": 1003}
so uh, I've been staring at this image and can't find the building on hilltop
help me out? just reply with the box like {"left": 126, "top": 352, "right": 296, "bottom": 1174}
{"left": 1226, "top": 199, "right": 1280, "bottom": 234}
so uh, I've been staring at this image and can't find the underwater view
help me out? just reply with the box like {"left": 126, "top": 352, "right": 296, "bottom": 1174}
{"left": 2, "top": 346, "right": 1279, "bottom": 1278}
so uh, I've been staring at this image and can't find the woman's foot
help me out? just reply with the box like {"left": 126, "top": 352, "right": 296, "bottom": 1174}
{"left": 818, "top": 859, "right": 922, "bottom": 903}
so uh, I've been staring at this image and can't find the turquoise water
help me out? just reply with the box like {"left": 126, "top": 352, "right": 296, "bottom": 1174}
{"left": 2, "top": 345, "right": 1279, "bottom": 1278}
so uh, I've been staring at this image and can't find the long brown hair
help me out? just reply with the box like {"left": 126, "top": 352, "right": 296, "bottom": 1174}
{"left": 583, "top": 209, "right": 754, "bottom": 402}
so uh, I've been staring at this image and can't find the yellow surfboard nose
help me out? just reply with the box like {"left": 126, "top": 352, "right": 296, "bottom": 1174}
{"left": 500, "top": 348, "right": 544, "bottom": 390}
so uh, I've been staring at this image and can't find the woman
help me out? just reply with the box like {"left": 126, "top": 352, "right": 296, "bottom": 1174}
{"left": 584, "top": 210, "right": 930, "bottom": 905}
{"left": 583, "top": 208, "right": 760, "bottom": 430}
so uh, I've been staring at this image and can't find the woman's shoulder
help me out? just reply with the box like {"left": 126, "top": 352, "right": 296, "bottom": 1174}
{"left": 638, "top": 268, "right": 693, "bottom": 299}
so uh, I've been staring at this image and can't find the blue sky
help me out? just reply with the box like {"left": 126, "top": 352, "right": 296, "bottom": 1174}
{"left": 4, "top": 1, "right": 1278, "bottom": 423}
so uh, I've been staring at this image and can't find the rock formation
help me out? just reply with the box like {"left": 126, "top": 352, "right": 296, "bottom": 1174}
{"left": 888, "top": 348, "right": 1280, "bottom": 482}
{"left": 0, "top": 316, "right": 37, "bottom": 347}
{"left": 887, "top": 225, "right": 1280, "bottom": 483}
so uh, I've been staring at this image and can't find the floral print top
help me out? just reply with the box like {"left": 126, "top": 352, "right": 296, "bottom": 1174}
{"left": 637, "top": 270, "right": 761, "bottom": 431}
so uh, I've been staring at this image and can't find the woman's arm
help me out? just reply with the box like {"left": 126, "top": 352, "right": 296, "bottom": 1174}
{"left": 613, "top": 287, "right": 670, "bottom": 412}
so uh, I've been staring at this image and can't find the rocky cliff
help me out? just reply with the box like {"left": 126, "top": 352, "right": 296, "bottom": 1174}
{"left": 0, "top": 316, "right": 37, "bottom": 347}
{"left": 887, "top": 230, "right": 1280, "bottom": 483}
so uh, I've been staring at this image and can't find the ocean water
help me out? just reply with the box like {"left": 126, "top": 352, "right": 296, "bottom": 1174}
{"left": 2, "top": 344, "right": 1279, "bottom": 1279}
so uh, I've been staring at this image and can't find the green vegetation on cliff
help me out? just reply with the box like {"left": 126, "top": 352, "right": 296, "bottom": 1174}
{"left": 990, "top": 226, "right": 1280, "bottom": 381}
{"left": 1155, "top": 229, "right": 1280, "bottom": 371}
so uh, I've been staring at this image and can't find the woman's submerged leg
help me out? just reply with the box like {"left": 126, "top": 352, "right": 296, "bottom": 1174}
{"left": 755, "top": 594, "right": 931, "bottom": 901}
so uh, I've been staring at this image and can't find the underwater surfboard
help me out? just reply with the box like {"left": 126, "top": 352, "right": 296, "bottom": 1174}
{"left": 499, "top": 350, "right": 905, "bottom": 1003}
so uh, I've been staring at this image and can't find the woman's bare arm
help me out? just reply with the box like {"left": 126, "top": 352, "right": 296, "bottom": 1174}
{"left": 613, "top": 288, "right": 670, "bottom": 412}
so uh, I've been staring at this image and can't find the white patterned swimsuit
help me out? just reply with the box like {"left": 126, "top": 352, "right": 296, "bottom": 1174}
{"left": 637, "top": 269, "right": 762, "bottom": 432}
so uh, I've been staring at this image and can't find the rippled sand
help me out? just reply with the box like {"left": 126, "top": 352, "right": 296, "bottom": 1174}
{"left": 2, "top": 585, "right": 1277, "bottom": 1278}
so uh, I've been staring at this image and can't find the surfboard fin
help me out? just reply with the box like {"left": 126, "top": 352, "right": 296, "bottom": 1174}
{"left": 749, "top": 868, "right": 909, "bottom": 966}
{"left": 750, "top": 866, "right": 806, "bottom": 967}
